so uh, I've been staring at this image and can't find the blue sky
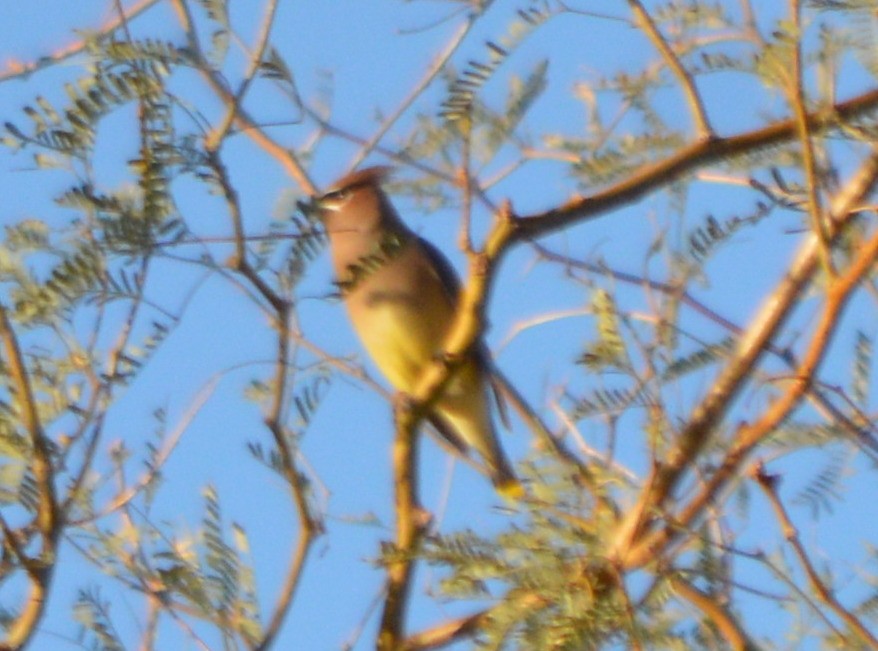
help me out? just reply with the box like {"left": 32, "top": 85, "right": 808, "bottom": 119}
{"left": 2, "top": 2, "right": 878, "bottom": 649}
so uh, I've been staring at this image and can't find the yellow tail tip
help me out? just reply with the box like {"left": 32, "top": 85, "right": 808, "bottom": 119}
{"left": 496, "top": 478, "right": 525, "bottom": 501}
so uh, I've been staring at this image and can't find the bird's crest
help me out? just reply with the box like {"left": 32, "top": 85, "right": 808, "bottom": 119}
{"left": 325, "top": 166, "right": 394, "bottom": 194}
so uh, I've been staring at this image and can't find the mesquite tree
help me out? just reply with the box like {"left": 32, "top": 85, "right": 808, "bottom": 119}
{"left": 1, "top": 1, "right": 878, "bottom": 649}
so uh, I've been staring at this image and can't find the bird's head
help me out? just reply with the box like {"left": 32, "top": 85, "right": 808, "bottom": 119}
{"left": 310, "top": 166, "right": 396, "bottom": 234}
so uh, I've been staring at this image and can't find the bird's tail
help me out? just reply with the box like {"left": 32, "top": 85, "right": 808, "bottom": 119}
{"left": 494, "top": 476, "right": 525, "bottom": 500}
{"left": 490, "top": 455, "right": 525, "bottom": 500}
{"left": 435, "top": 370, "right": 524, "bottom": 499}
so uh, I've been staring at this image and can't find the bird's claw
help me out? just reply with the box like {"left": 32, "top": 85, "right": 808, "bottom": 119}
{"left": 392, "top": 391, "right": 416, "bottom": 417}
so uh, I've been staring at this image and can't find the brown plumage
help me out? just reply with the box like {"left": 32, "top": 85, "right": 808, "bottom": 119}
{"left": 312, "top": 166, "right": 521, "bottom": 496}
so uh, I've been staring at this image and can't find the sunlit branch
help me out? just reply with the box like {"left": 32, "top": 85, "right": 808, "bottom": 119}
{"left": 671, "top": 577, "right": 758, "bottom": 651}
{"left": 378, "top": 200, "right": 522, "bottom": 648}
{"left": 0, "top": 305, "right": 61, "bottom": 650}
{"left": 739, "top": 0, "right": 765, "bottom": 45}
{"left": 458, "top": 120, "right": 475, "bottom": 254}
{"left": 734, "top": 222, "right": 878, "bottom": 452}
{"left": 376, "top": 399, "right": 429, "bottom": 650}
{"left": 512, "top": 86, "right": 878, "bottom": 241}
{"left": 401, "top": 592, "right": 547, "bottom": 650}
{"left": 140, "top": 591, "right": 161, "bottom": 651}
{"left": 627, "top": 172, "right": 878, "bottom": 568}
{"left": 612, "top": 148, "right": 878, "bottom": 566}
{"left": 402, "top": 610, "right": 489, "bottom": 650}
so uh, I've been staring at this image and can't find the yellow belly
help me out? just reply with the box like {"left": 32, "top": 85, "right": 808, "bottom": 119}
{"left": 354, "top": 300, "right": 446, "bottom": 391}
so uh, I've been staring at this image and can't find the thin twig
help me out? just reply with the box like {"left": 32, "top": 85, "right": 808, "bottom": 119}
{"left": 627, "top": 0, "right": 712, "bottom": 138}
{"left": 202, "top": 146, "right": 320, "bottom": 650}
{"left": 349, "top": 17, "right": 476, "bottom": 170}
{"left": 671, "top": 576, "right": 758, "bottom": 650}
{"left": 169, "top": 0, "right": 316, "bottom": 195}
{"left": 534, "top": 243, "right": 878, "bottom": 455}
{"left": 0, "top": 0, "right": 163, "bottom": 83}
{"left": 787, "top": 0, "right": 833, "bottom": 270}
{"left": 71, "top": 372, "right": 220, "bottom": 524}
{"left": 753, "top": 463, "right": 878, "bottom": 649}
{"left": 205, "top": 0, "right": 280, "bottom": 151}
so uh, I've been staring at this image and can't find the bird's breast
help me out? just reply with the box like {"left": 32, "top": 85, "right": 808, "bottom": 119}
{"left": 345, "top": 247, "right": 456, "bottom": 392}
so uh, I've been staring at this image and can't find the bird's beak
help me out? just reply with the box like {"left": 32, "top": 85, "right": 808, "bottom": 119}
{"left": 298, "top": 195, "right": 325, "bottom": 220}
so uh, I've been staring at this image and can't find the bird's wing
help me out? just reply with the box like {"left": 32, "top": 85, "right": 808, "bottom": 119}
{"left": 417, "top": 236, "right": 511, "bottom": 429}
{"left": 415, "top": 235, "right": 462, "bottom": 299}
{"left": 427, "top": 414, "right": 469, "bottom": 453}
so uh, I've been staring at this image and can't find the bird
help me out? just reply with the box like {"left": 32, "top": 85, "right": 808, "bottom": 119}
{"left": 311, "top": 166, "right": 522, "bottom": 498}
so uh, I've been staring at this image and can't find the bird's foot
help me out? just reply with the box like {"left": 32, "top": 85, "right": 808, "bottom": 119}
{"left": 413, "top": 506, "right": 433, "bottom": 531}
{"left": 392, "top": 391, "right": 416, "bottom": 418}
{"left": 432, "top": 350, "right": 462, "bottom": 369}
{"left": 473, "top": 252, "right": 490, "bottom": 277}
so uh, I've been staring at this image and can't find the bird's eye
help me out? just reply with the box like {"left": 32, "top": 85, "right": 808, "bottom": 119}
{"left": 322, "top": 188, "right": 351, "bottom": 202}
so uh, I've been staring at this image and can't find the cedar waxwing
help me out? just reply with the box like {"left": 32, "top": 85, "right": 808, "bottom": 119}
{"left": 312, "top": 166, "right": 522, "bottom": 497}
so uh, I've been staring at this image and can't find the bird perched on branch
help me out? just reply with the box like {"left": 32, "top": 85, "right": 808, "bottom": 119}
{"left": 311, "top": 166, "right": 522, "bottom": 498}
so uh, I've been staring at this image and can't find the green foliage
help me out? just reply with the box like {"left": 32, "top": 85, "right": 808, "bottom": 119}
{"left": 200, "top": 485, "right": 262, "bottom": 643}
{"left": 851, "top": 330, "right": 872, "bottom": 405}
{"left": 194, "top": 0, "right": 231, "bottom": 66}
{"left": 280, "top": 211, "right": 327, "bottom": 286}
{"left": 247, "top": 372, "right": 331, "bottom": 477}
{"left": 686, "top": 203, "right": 774, "bottom": 263}
{"left": 419, "top": 459, "right": 682, "bottom": 649}
{"left": 259, "top": 46, "right": 302, "bottom": 108}
{"left": 791, "top": 448, "right": 847, "bottom": 517}
{"left": 568, "top": 386, "right": 644, "bottom": 421}
{"left": 579, "top": 288, "right": 630, "bottom": 371}
{"left": 6, "top": 64, "right": 167, "bottom": 159}
{"left": 480, "top": 58, "right": 548, "bottom": 161}
{"left": 291, "top": 373, "right": 331, "bottom": 430}
{"left": 663, "top": 336, "right": 735, "bottom": 381}
{"left": 2, "top": 1, "right": 878, "bottom": 650}
{"left": 440, "top": 2, "right": 556, "bottom": 124}
{"left": 100, "top": 39, "right": 192, "bottom": 72}
{"left": 73, "top": 587, "right": 125, "bottom": 651}
{"left": 767, "top": 420, "right": 849, "bottom": 449}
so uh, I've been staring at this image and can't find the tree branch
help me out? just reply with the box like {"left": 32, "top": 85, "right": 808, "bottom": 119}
{"left": 753, "top": 463, "right": 878, "bottom": 649}
{"left": 627, "top": 0, "right": 713, "bottom": 138}
{"left": 169, "top": 0, "right": 317, "bottom": 195}
{"left": 512, "top": 86, "right": 878, "bottom": 241}
{"left": 0, "top": 305, "right": 61, "bottom": 650}
{"left": 0, "top": 0, "right": 163, "bottom": 83}
{"left": 624, "top": 160, "right": 878, "bottom": 567}
{"left": 671, "top": 576, "right": 759, "bottom": 651}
